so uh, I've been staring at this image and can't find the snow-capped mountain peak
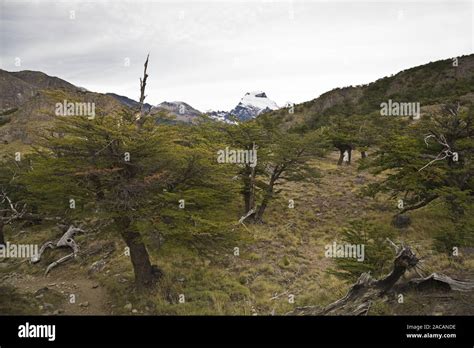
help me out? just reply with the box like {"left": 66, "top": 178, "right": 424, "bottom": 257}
{"left": 239, "top": 91, "right": 279, "bottom": 111}
{"left": 229, "top": 91, "right": 279, "bottom": 121}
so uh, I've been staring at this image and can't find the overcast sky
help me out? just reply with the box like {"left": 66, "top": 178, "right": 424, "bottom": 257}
{"left": 1, "top": 0, "right": 473, "bottom": 111}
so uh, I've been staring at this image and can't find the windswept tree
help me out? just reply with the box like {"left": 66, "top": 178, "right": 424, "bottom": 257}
{"left": 23, "top": 112, "right": 235, "bottom": 288}
{"left": 352, "top": 113, "right": 395, "bottom": 159}
{"left": 362, "top": 103, "right": 474, "bottom": 238}
{"left": 255, "top": 116, "right": 328, "bottom": 222}
{"left": 222, "top": 115, "right": 329, "bottom": 223}
{"left": 327, "top": 115, "right": 359, "bottom": 165}
{"left": 253, "top": 128, "right": 328, "bottom": 222}
{"left": 21, "top": 56, "right": 237, "bottom": 288}
{"left": 218, "top": 119, "right": 271, "bottom": 215}
{"left": 326, "top": 111, "right": 408, "bottom": 165}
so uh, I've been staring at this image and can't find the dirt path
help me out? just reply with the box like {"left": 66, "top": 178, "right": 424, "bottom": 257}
{"left": 2, "top": 267, "right": 110, "bottom": 315}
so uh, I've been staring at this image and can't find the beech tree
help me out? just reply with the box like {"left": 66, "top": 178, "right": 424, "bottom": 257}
{"left": 222, "top": 115, "right": 329, "bottom": 223}
{"left": 23, "top": 112, "right": 235, "bottom": 288}
{"left": 362, "top": 103, "right": 474, "bottom": 239}
{"left": 218, "top": 119, "right": 270, "bottom": 216}
{"left": 254, "top": 116, "right": 329, "bottom": 221}
{"left": 21, "top": 57, "right": 236, "bottom": 288}
{"left": 327, "top": 115, "right": 358, "bottom": 165}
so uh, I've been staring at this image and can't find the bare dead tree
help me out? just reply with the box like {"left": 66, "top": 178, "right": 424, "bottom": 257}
{"left": 0, "top": 190, "right": 27, "bottom": 224}
{"left": 418, "top": 102, "right": 462, "bottom": 172}
{"left": 445, "top": 102, "right": 461, "bottom": 117}
{"left": 0, "top": 189, "right": 27, "bottom": 245}
{"left": 136, "top": 54, "right": 150, "bottom": 128}
{"left": 418, "top": 132, "right": 457, "bottom": 172}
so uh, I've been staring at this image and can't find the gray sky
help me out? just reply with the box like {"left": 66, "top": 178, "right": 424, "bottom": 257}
{"left": 1, "top": 0, "right": 473, "bottom": 111}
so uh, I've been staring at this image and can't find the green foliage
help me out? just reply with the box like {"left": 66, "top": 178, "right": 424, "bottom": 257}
{"left": 432, "top": 203, "right": 474, "bottom": 254}
{"left": 253, "top": 115, "right": 330, "bottom": 219}
{"left": 327, "top": 219, "right": 396, "bottom": 282}
{"left": 433, "top": 222, "right": 474, "bottom": 255}
{"left": 23, "top": 112, "right": 237, "bottom": 229}
{"left": 327, "top": 114, "right": 362, "bottom": 150}
{"left": 362, "top": 103, "right": 474, "bottom": 220}
{"left": 18, "top": 111, "right": 241, "bottom": 285}
{"left": 217, "top": 114, "right": 330, "bottom": 220}
{"left": 0, "top": 152, "right": 32, "bottom": 231}
{"left": 302, "top": 55, "right": 474, "bottom": 129}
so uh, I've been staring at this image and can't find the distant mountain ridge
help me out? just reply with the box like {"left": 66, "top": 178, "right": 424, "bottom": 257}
{"left": 0, "top": 69, "right": 38, "bottom": 111}
{"left": 2, "top": 54, "right": 473, "bottom": 143}
{"left": 151, "top": 101, "right": 202, "bottom": 123}
{"left": 145, "top": 91, "right": 279, "bottom": 123}
{"left": 10, "top": 70, "right": 78, "bottom": 92}
{"left": 0, "top": 69, "right": 79, "bottom": 114}
{"left": 0, "top": 67, "right": 279, "bottom": 130}
{"left": 267, "top": 54, "right": 474, "bottom": 128}
{"left": 0, "top": 69, "right": 124, "bottom": 143}
{"left": 106, "top": 93, "right": 152, "bottom": 112}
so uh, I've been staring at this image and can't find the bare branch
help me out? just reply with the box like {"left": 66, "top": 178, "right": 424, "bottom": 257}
{"left": 386, "top": 238, "right": 400, "bottom": 254}
{"left": 0, "top": 189, "right": 27, "bottom": 223}
{"left": 418, "top": 132, "right": 456, "bottom": 172}
{"left": 238, "top": 208, "right": 255, "bottom": 224}
{"left": 136, "top": 53, "right": 150, "bottom": 125}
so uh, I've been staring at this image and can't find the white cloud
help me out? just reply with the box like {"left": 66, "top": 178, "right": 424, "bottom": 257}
{"left": 1, "top": 0, "right": 472, "bottom": 111}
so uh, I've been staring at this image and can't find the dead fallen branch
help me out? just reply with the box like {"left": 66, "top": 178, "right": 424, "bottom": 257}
{"left": 287, "top": 241, "right": 474, "bottom": 316}
{"left": 31, "top": 225, "right": 84, "bottom": 275}
{"left": 407, "top": 273, "right": 474, "bottom": 292}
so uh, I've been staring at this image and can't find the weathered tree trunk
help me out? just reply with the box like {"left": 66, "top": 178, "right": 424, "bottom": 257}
{"left": 336, "top": 146, "right": 352, "bottom": 165}
{"left": 0, "top": 220, "right": 5, "bottom": 246}
{"left": 254, "top": 193, "right": 270, "bottom": 222}
{"left": 254, "top": 177, "right": 276, "bottom": 222}
{"left": 287, "top": 246, "right": 419, "bottom": 315}
{"left": 337, "top": 149, "right": 344, "bottom": 165}
{"left": 243, "top": 189, "right": 252, "bottom": 213}
{"left": 115, "top": 217, "right": 160, "bottom": 289}
{"left": 375, "top": 256, "right": 415, "bottom": 292}
{"left": 287, "top": 244, "right": 474, "bottom": 316}
{"left": 243, "top": 166, "right": 256, "bottom": 213}
{"left": 407, "top": 273, "right": 474, "bottom": 292}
